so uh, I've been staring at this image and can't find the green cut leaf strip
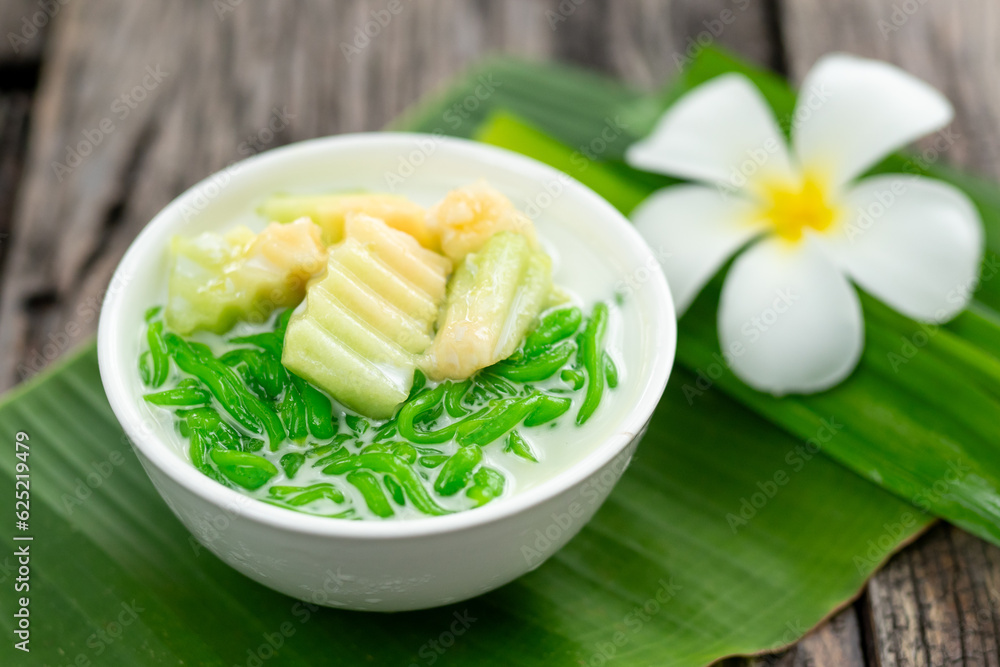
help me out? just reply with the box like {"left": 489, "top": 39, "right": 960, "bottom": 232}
{"left": 229, "top": 331, "right": 282, "bottom": 358}
{"left": 418, "top": 454, "right": 449, "bottom": 469}
{"left": 560, "top": 368, "right": 585, "bottom": 390}
{"left": 137, "top": 350, "right": 154, "bottom": 386}
{"left": 209, "top": 448, "right": 278, "bottom": 491}
{"left": 321, "top": 452, "right": 450, "bottom": 516}
{"left": 457, "top": 397, "right": 532, "bottom": 445}
{"left": 291, "top": 374, "right": 337, "bottom": 440}
{"left": 287, "top": 485, "right": 345, "bottom": 507}
{"left": 434, "top": 446, "right": 483, "bottom": 497}
{"left": 252, "top": 352, "right": 288, "bottom": 401}
{"left": 279, "top": 452, "right": 305, "bottom": 479}
{"left": 143, "top": 386, "right": 211, "bottom": 407}
{"left": 372, "top": 420, "right": 398, "bottom": 442}
{"left": 343, "top": 413, "right": 370, "bottom": 435}
{"left": 505, "top": 430, "right": 538, "bottom": 463}
{"left": 466, "top": 467, "right": 506, "bottom": 507}
{"left": 179, "top": 407, "right": 252, "bottom": 453}
{"left": 490, "top": 341, "right": 575, "bottom": 382}
{"left": 391, "top": 442, "right": 418, "bottom": 465}
{"left": 396, "top": 385, "right": 459, "bottom": 444}
{"left": 443, "top": 379, "right": 472, "bottom": 418}
{"left": 345, "top": 470, "right": 394, "bottom": 518}
{"left": 523, "top": 394, "right": 572, "bottom": 428}
{"left": 165, "top": 335, "right": 285, "bottom": 448}
{"left": 384, "top": 474, "right": 406, "bottom": 506}
{"left": 312, "top": 445, "right": 350, "bottom": 469}
{"left": 276, "top": 379, "right": 308, "bottom": 442}
{"left": 576, "top": 304, "right": 608, "bottom": 425}
{"left": 188, "top": 430, "right": 211, "bottom": 476}
{"left": 603, "top": 352, "right": 619, "bottom": 389}
{"left": 146, "top": 320, "right": 171, "bottom": 388}
{"left": 523, "top": 306, "right": 583, "bottom": 354}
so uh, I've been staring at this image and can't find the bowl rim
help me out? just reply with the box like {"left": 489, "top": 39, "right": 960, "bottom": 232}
{"left": 98, "top": 132, "right": 676, "bottom": 540}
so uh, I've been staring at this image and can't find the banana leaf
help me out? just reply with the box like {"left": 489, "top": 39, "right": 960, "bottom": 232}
{"left": 0, "top": 54, "right": 950, "bottom": 666}
{"left": 443, "top": 51, "right": 1000, "bottom": 549}
{"left": 0, "top": 346, "right": 926, "bottom": 666}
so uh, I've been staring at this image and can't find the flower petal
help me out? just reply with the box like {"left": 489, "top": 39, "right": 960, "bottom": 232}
{"left": 631, "top": 185, "right": 766, "bottom": 315}
{"left": 719, "top": 237, "right": 863, "bottom": 395}
{"left": 793, "top": 54, "right": 953, "bottom": 189}
{"left": 625, "top": 74, "right": 795, "bottom": 191}
{"left": 820, "top": 175, "right": 983, "bottom": 322}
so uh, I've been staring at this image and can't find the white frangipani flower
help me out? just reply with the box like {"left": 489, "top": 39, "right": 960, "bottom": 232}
{"left": 626, "top": 54, "right": 984, "bottom": 395}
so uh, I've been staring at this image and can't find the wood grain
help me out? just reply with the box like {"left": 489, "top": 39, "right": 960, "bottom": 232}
{"left": 862, "top": 525, "right": 1000, "bottom": 667}
{"left": 0, "top": 93, "right": 30, "bottom": 305}
{"left": 749, "top": 606, "right": 866, "bottom": 667}
{"left": 780, "top": 0, "right": 1000, "bottom": 180}
{"left": 0, "top": 0, "right": 54, "bottom": 63}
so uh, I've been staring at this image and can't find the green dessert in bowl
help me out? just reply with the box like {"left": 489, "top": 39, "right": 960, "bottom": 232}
{"left": 140, "top": 182, "right": 622, "bottom": 521}
{"left": 98, "top": 133, "right": 672, "bottom": 610}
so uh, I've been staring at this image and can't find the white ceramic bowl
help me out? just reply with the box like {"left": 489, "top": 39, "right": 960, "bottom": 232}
{"left": 98, "top": 133, "right": 675, "bottom": 612}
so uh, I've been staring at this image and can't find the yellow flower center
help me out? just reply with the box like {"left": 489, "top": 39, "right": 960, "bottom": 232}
{"left": 759, "top": 175, "right": 839, "bottom": 242}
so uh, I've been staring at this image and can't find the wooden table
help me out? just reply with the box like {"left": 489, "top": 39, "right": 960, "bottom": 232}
{"left": 1, "top": 1, "right": 998, "bottom": 665}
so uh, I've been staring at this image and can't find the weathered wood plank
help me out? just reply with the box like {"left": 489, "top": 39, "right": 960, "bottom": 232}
{"left": 0, "top": 0, "right": 58, "bottom": 63}
{"left": 863, "top": 525, "right": 1000, "bottom": 667}
{"left": 0, "top": 93, "right": 31, "bottom": 300}
{"left": 746, "top": 606, "right": 867, "bottom": 667}
{"left": 560, "top": 0, "right": 778, "bottom": 88}
{"left": 780, "top": 3, "right": 1000, "bottom": 666}
{"left": 780, "top": 0, "right": 1000, "bottom": 179}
